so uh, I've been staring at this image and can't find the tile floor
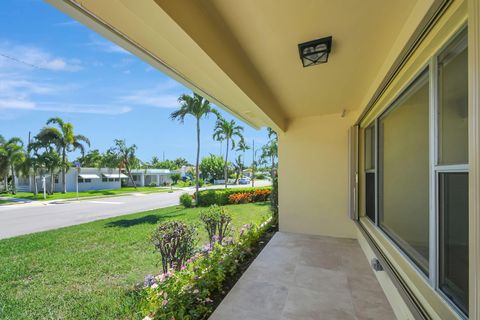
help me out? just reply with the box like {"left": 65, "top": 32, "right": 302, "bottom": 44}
{"left": 209, "top": 232, "right": 396, "bottom": 320}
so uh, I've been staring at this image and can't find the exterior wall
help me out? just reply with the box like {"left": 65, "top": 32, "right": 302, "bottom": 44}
{"left": 357, "top": 2, "right": 469, "bottom": 319}
{"left": 278, "top": 111, "right": 359, "bottom": 238}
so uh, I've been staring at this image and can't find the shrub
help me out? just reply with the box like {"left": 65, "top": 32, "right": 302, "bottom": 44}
{"left": 228, "top": 192, "right": 253, "bottom": 204}
{"left": 252, "top": 189, "right": 271, "bottom": 202}
{"left": 170, "top": 173, "right": 181, "bottom": 184}
{"left": 196, "top": 187, "right": 272, "bottom": 206}
{"left": 254, "top": 173, "right": 267, "bottom": 180}
{"left": 270, "top": 174, "right": 279, "bottom": 228}
{"left": 150, "top": 221, "right": 197, "bottom": 273}
{"left": 200, "top": 205, "right": 233, "bottom": 246}
{"left": 179, "top": 193, "right": 193, "bottom": 208}
{"left": 149, "top": 182, "right": 157, "bottom": 187}
{"left": 140, "top": 218, "right": 272, "bottom": 320}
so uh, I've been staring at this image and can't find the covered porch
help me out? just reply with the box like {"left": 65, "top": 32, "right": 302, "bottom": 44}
{"left": 211, "top": 232, "right": 396, "bottom": 320}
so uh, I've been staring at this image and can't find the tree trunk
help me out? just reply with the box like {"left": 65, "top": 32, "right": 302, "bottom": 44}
{"left": 33, "top": 171, "right": 37, "bottom": 196}
{"left": 224, "top": 139, "right": 229, "bottom": 188}
{"left": 50, "top": 170, "right": 55, "bottom": 195}
{"left": 10, "top": 164, "right": 16, "bottom": 194}
{"left": 125, "top": 163, "right": 137, "bottom": 189}
{"left": 271, "top": 156, "right": 275, "bottom": 180}
{"left": 195, "top": 118, "right": 200, "bottom": 205}
{"left": 4, "top": 176, "right": 7, "bottom": 192}
{"left": 62, "top": 148, "right": 66, "bottom": 193}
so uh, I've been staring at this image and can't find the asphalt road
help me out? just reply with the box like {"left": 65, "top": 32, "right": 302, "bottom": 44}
{"left": 0, "top": 190, "right": 183, "bottom": 240}
{"left": 0, "top": 180, "right": 272, "bottom": 240}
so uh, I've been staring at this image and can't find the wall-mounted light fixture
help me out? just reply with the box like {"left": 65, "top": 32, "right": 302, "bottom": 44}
{"left": 298, "top": 36, "right": 332, "bottom": 67}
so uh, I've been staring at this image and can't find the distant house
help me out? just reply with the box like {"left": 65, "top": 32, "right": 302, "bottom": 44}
{"left": 15, "top": 168, "right": 174, "bottom": 193}
{"left": 126, "top": 169, "right": 173, "bottom": 187}
{"left": 17, "top": 168, "right": 128, "bottom": 193}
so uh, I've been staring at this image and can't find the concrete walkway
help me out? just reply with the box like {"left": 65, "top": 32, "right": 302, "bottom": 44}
{"left": 210, "top": 232, "right": 396, "bottom": 320}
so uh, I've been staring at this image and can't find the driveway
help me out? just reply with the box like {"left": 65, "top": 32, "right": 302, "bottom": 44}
{"left": 0, "top": 181, "right": 272, "bottom": 240}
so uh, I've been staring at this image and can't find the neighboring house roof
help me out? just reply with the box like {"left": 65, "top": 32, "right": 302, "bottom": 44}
{"left": 130, "top": 169, "right": 171, "bottom": 174}
{"left": 79, "top": 174, "right": 100, "bottom": 179}
{"left": 103, "top": 173, "right": 129, "bottom": 178}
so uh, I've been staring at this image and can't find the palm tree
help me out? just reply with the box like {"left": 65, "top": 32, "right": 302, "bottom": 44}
{"left": 233, "top": 138, "right": 249, "bottom": 184}
{"left": 0, "top": 135, "right": 8, "bottom": 191}
{"left": 262, "top": 128, "right": 278, "bottom": 179}
{"left": 213, "top": 118, "right": 244, "bottom": 188}
{"left": 23, "top": 139, "right": 43, "bottom": 196}
{"left": 1, "top": 137, "right": 26, "bottom": 194}
{"left": 37, "top": 117, "right": 90, "bottom": 193}
{"left": 233, "top": 155, "right": 244, "bottom": 184}
{"left": 170, "top": 93, "right": 219, "bottom": 201}
{"left": 109, "top": 139, "right": 139, "bottom": 189}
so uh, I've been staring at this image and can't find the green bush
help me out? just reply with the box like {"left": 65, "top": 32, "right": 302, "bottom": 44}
{"left": 200, "top": 205, "right": 233, "bottom": 245}
{"left": 150, "top": 221, "right": 197, "bottom": 274}
{"left": 196, "top": 187, "right": 272, "bottom": 206}
{"left": 140, "top": 218, "right": 272, "bottom": 320}
{"left": 179, "top": 193, "right": 193, "bottom": 208}
{"left": 148, "top": 182, "right": 158, "bottom": 187}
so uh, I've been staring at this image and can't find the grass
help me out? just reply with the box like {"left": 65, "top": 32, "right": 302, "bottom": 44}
{"left": 0, "top": 187, "right": 170, "bottom": 202}
{"left": 0, "top": 202, "right": 271, "bottom": 320}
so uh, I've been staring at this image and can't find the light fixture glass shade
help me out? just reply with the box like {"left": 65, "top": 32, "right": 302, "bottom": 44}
{"left": 298, "top": 36, "right": 332, "bottom": 67}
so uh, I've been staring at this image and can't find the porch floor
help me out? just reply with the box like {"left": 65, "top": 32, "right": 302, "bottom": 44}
{"left": 210, "top": 232, "right": 396, "bottom": 320}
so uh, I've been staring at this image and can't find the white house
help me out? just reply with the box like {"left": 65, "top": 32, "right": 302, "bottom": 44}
{"left": 126, "top": 169, "right": 172, "bottom": 187}
{"left": 15, "top": 168, "right": 174, "bottom": 193}
{"left": 19, "top": 168, "right": 128, "bottom": 193}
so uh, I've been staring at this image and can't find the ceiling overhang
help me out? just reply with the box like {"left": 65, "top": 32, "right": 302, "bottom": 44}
{"left": 46, "top": 0, "right": 440, "bottom": 133}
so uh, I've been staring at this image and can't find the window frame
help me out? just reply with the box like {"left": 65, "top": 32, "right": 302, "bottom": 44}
{"left": 361, "top": 26, "right": 469, "bottom": 319}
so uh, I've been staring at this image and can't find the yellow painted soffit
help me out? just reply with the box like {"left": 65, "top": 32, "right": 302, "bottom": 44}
{"left": 46, "top": 0, "right": 287, "bottom": 132}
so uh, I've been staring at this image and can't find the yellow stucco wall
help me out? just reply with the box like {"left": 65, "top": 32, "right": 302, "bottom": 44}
{"left": 278, "top": 111, "right": 359, "bottom": 238}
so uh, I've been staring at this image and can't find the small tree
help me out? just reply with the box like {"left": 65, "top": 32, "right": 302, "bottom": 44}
{"left": 200, "top": 205, "right": 233, "bottom": 246}
{"left": 170, "top": 172, "right": 181, "bottom": 184}
{"left": 151, "top": 221, "right": 197, "bottom": 273}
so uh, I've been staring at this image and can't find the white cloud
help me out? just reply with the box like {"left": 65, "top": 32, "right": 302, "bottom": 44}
{"left": 120, "top": 91, "right": 179, "bottom": 109}
{"left": 0, "top": 99, "right": 132, "bottom": 115}
{"left": 54, "top": 20, "right": 80, "bottom": 27}
{"left": 119, "top": 80, "right": 185, "bottom": 109}
{"left": 0, "top": 99, "right": 35, "bottom": 110}
{"left": 0, "top": 41, "right": 82, "bottom": 72}
{"left": 86, "top": 35, "right": 131, "bottom": 55}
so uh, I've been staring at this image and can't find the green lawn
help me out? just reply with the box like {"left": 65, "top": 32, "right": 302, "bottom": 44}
{"left": 0, "top": 202, "right": 270, "bottom": 320}
{"left": 1, "top": 187, "right": 170, "bottom": 202}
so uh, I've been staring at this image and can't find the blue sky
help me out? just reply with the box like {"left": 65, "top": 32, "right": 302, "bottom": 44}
{"left": 0, "top": 0, "right": 268, "bottom": 164}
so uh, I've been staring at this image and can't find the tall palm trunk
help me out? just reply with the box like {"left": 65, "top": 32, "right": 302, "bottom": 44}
{"left": 125, "top": 162, "right": 137, "bottom": 189}
{"left": 61, "top": 148, "right": 66, "bottom": 193}
{"left": 224, "top": 139, "right": 229, "bottom": 188}
{"left": 50, "top": 170, "right": 55, "bottom": 194}
{"left": 10, "top": 164, "right": 16, "bottom": 194}
{"left": 33, "top": 171, "right": 38, "bottom": 196}
{"left": 195, "top": 118, "right": 200, "bottom": 204}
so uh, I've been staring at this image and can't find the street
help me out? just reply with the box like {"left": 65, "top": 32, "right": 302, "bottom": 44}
{"left": 0, "top": 180, "right": 272, "bottom": 239}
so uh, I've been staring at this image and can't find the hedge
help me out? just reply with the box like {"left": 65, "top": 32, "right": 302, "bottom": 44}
{"left": 195, "top": 187, "right": 272, "bottom": 207}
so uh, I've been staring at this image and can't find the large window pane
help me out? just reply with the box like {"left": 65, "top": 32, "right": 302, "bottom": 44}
{"left": 365, "top": 125, "right": 376, "bottom": 222}
{"left": 379, "top": 70, "right": 430, "bottom": 274}
{"left": 365, "top": 172, "right": 375, "bottom": 222}
{"left": 439, "top": 173, "right": 469, "bottom": 315}
{"left": 438, "top": 32, "right": 468, "bottom": 165}
{"left": 365, "top": 125, "right": 375, "bottom": 170}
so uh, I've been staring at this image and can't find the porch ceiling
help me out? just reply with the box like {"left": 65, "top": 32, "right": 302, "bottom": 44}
{"left": 48, "top": 0, "right": 435, "bottom": 131}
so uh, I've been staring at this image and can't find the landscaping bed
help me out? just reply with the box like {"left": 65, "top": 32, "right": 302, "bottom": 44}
{"left": 0, "top": 203, "right": 270, "bottom": 319}
{"left": 139, "top": 211, "right": 275, "bottom": 320}
{"left": 196, "top": 186, "right": 272, "bottom": 206}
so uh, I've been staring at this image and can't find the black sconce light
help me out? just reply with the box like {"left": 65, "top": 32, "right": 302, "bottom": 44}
{"left": 298, "top": 36, "right": 332, "bottom": 67}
